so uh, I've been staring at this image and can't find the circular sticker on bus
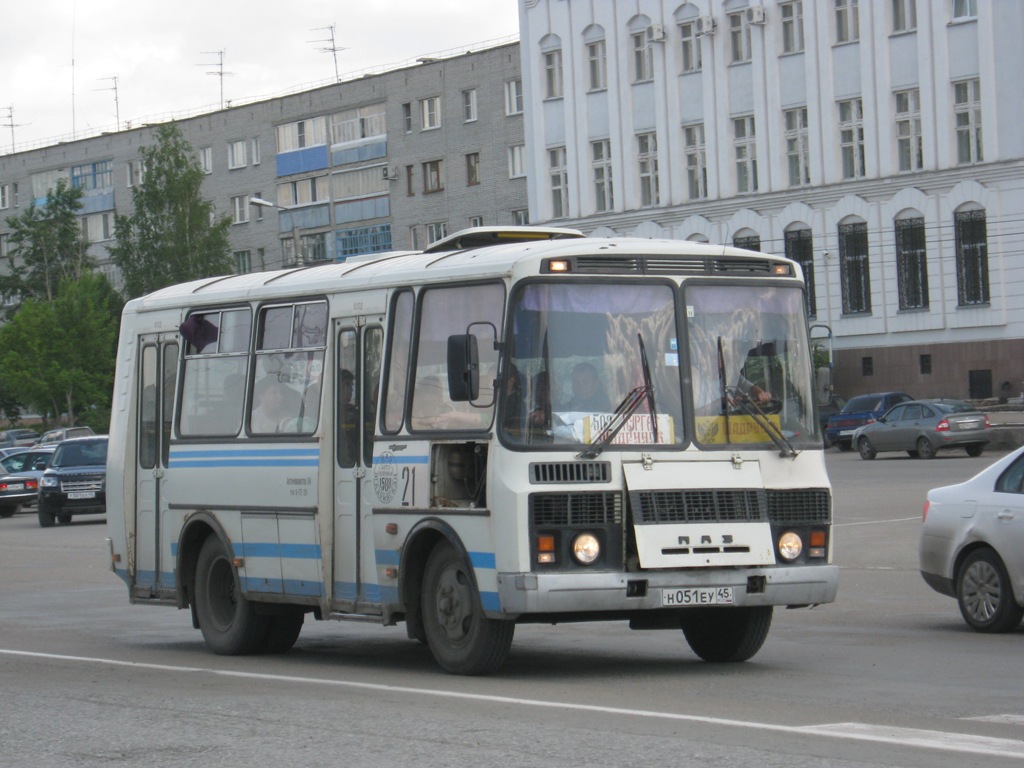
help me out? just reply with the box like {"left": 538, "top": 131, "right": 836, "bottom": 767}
{"left": 373, "top": 451, "right": 398, "bottom": 504}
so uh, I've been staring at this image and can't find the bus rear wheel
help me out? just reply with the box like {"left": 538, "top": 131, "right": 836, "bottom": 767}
{"left": 421, "top": 541, "right": 514, "bottom": 675}
{"left": 194, "top": 535, "right": 270, "bottom": 655}
{"left": 680, "top": 606, "right": 773, "bottom": 662}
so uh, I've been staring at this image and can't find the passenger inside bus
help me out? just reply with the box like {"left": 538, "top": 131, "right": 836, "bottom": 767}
{"left": 564, "top": 362, "right": 610, "bottom": 413}
{"left": 251, "top": 376, "right": 293, "bottom": 433}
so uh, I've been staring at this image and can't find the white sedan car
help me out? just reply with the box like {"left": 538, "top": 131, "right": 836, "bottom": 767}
{"left": 920, "top": 446, "right": 1024, "bottom": 632}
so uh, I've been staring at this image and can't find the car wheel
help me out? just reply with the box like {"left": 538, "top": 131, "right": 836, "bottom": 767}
{"left": 38, "top": 506, "right": 56, "bottom": 528}
{"left": 0, "top": 506, "right": 16, "bottom": 519}
{"left": 957, "top": 548, "right": 1024, "bottom": 633}
{"left": 965, "top": 444, "right": 985, "bottom": 458}
{"left": 916, "top": 437, "right": 935, "bottom": 460}
{"left": 837, "top": 441, "right": 852, "bottom": 452}
{"left": 857, "top": 437, "right": 876, "bottom": 460}
{"left": 681, "top": 606, "right": 773, "bottom": 662}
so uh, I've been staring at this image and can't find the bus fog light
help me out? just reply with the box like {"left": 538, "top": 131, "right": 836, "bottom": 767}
{"left": 572, "top": 533, "right": 600, "bottom": 565}
{"left": 778, "top": 532, "right": 802, "bottom": 561}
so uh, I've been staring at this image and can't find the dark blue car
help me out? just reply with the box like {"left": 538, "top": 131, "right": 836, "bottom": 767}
{"left": 825, "top": 391, "right": 913, "bottom": 451}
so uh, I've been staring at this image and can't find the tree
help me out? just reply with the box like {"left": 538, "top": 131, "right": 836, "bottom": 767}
{"left": 0, "top": 273, "right": 122, "bottom": 428}
{"left": 0, "top": 178, "right": 92, "bottom": 314}
{"left": 110, "top": 123, "right": 233, "bottom": 299}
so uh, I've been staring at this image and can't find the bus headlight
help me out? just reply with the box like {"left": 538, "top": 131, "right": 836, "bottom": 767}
{"left": 778, "top": 531, "right": 803, "bottom": 561}
{"left": 572, "top": 533, "right": 600, "bottom": 565}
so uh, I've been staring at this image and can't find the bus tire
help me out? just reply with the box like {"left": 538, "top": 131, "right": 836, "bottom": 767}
{"left": 680, "top": 606, "right": 773, "bottom": 662}
{"left": 194, "top": 535, "right": 270, "bottom": 655}
{"left": 262, "top": 607, "right": 305, "bottom": 654}
{"left": 421, "top": 541, "right": 514, "bottom": 675}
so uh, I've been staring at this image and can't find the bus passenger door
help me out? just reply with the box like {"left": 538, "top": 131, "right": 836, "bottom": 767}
{"left": 333, "top": 321, "right": 383, "bottom": 610}
{"left": 134, "top": 336, "right": 178, "bottom": 598}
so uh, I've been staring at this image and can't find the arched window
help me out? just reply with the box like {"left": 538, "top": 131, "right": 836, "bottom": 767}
{"left": 732, "top": 229, "right": 761, "bottom": 252}
{"left": 894, "top": 209, "right": 928, "bottom": 310}
{"left": 784, "top": 224, "right": 815, "bottom": 317}
{"left": 838, "top": 216, "right": 870, "bottom": 314}
{"left": 954, "top": 204, "right": 988, "bottom": 306}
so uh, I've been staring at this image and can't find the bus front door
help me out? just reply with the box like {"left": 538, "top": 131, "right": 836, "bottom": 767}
{"left": 133, "top": 336, "right": 178, "bottom": 600}
{"left": 333, "top": 322, "right": 383, "bottom": 611}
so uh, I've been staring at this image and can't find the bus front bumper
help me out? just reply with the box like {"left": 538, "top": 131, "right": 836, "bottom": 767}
{"left": 496, "top": 565, "right": 838, "bottom": 616}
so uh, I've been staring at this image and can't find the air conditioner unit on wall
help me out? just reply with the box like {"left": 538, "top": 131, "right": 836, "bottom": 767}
{"left": 646, "top": 23, "right": 666, "bottom": 42}
{"left": 746, "top": 6, "right": 766, "bottom": 24}
{"left": 696, "top": 16, "right": 716, "bottom": 36}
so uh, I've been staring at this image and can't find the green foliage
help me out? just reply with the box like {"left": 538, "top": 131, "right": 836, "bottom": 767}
{"left": 109, "top": 123, "right": 233, "bottom": 299}
{"left": 0, "top": 178, "right": 92, "bottom": 313}
{"left": 0, "top": 274, "right": 122, "bottom": 427}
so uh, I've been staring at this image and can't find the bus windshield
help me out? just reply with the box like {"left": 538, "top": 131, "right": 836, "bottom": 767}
{"left": 686, "top": 283, "right": 817, "bottom": 447}
{"left": 502, "top": 281, "right": 684, "bottom": 448}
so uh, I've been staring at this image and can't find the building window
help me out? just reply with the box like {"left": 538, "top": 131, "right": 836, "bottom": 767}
{"left": 462, "top": 89, "right": 477, "bottom": 122}
{"left": 591, "top": 139, "right": 613, "bottom": 213}
{"left": 919, "top": 354, "right": 932, "bottom": 375}
{"left": 227, "top": 140, "right": 247, "bottom": 170}
{"left": 466, "top": 153, "right": 480, "bottom": 186}
{"left": 409, "top": 226, "right": 420, "bottom": 250}
{"left": 953, "top": 0, "right": 977, "bottom": 20}
{"left": 508, "top": 144, "right": 526, "bottom": 178}
{"left": 126, "top": 160, "right": 144, "bottom": 187}
{"left": 587, "top": 40, "right": 607, "bottom": 90}
{"left": 470, "top": 216, "right": 484, "bottom": 228}
{"left": 426, "top": 222, "right": 448, "bottom": 244}
{"left": 734, "top": 234, "right": 761, "bottom": 251}
{"left": 895, "top": 217, "right": 929, "bottom": 310}
{"left": 954, "top": 79, "right": 983, "bottom": 164}
{"left": 680, "top": 21, "right": 702, "bottom": 72}
{"left": 549, "top": 146, "right": 568, "bottom": 219}
{"left": 231, "top": 195, "right": 250, "bottom": 224}
{"left": 505, "top": 80, "right": 524, "bottom": 115}
{"left": 330, "top": 104, "right": 387, "bottom": 144}
{"left": 637, "top": 132, "right": 659, "bottom": 207}
{"left": 402, "top": 103, "right": 413, "bottom": 133}
{"left": 337, "top": 224, "right": 392, "bottom": 257}
{"left": 954, "top": 209, "right": 989, "bottom": 306}
{"left": 733, "top": 116, "right": 758, "bottom": 193}
{"left": 512, "top": 209, "right": 529, "bottom": 226}
{"left": 234, "top": 250, "right": 252, "bottom": 273}
{"left": 781, "top": 1, "right": 805, "bottom": 53}
{"left": 839, "top": 98, "right": 865, "bottom": 179}
{"left": 839, "top": 221, "right": 871, "bottom": 314}
{"left": 632, "top": 31, "right": 654, "bottom": 82}
{"left": 785, "top": 228, "right": 816, "bottom": 316}
{"left": 277, "top": 176, "right": 329, "bottom": 207}
{"left": 420, "top": 97, "right": 441, "bottom": 130}
{"left": 784, "top": 107, "right": 810, "bottom": 187}
{"left": 0, "top": 232, "right": 10, "bottom": 257}
{"left": 422, "top": 160, "right": 444, "bottom": 193}
{"left": 544, "top": 49, "right": 564, "bottom": 99}
{"left": 684, "top": 124, "right": 707, "bottom": 200}
{"left": 896, "top": 89, "right": 923, "bottom": 171}
{"left": 199, "top": 147, "right": 213, "bottom": 174}
{"left": 836, "top": 0, "right": 860, "bottom": 43}
{"left": 728, "top": 12, "right": 752, "bottom": 63}
{"left": 70, "top": 160, "right": 113, "bottom": 191}
{"left": 275, "top": 117, "right": 328, "bottom": 152}
{"left": 405, "top": 165, "right": 414, "bottom": 196}
{"left": 0, "top": 183, "right": 9, "bottom": 209}
{"left": 251, "top": 138, "right": 261, "bottom": 165}
{"left": 861, "top": 356, "right": 873, "bottom": 376}
{"left": 893, "top": 0, "right": 917, "bottom": 32}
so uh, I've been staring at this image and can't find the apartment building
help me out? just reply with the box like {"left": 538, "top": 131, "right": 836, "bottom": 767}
{"left": 519, "top": 0, "right": 1024, "bottom": 400}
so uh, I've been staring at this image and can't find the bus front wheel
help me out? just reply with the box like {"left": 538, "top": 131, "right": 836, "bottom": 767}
{"left": 194, "top": 535, "right": 270, "bottom": 655}
{"left": 680, "top": 606, "right": 773, "bottom": 662}
{"left": 421, "top": 541, "right": 514, "bottom": 675}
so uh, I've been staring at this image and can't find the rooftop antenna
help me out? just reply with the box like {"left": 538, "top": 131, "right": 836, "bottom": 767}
{"left": 309, "top": 24, "right": 347, "bottom": 82}
{"left": 1, "top": 106, "right": 27, "bottom": 154}
{"left": 200, "top": 49, "right": 234, "bottom": 109}
{"left": 95, "top": 76, "right": 120, "bottom": 131}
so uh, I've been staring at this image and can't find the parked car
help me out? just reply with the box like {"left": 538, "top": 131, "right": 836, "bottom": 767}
{"left": 853, "top": 399, "right": 990, "bottom": 460}
{"left": 0, "top": 446, "right": 29, "bottom": 462}
{"left": 0, "top": 447, "right": 56, "bottom": 518}
{"left": 37, "top": 435, "right": 108, "bottom": 527}
{"left": 825, "top": 391, "right": 913, "bottom": 451}
{"left": 920, "top": 445, "right": 1024, "bottom": 632}
{"left": 0, "top": 429, "right": 41, "bottom": 448}
{"left": 34, "top": 425, "right": 95, "bottom": 447}
{"left": 816, "top": 394, "right": 847, "bottom": 447}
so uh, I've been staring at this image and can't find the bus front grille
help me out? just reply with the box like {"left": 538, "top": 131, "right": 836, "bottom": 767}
{"left": 530, "top": 461, "right": 610, "bottom": 484}
{"left": 766, "top": 488, "right": 831, "bottom": 524}
{"left": 630, "top": 488, "right": 831, "bottom": 525}
{"left": 530, "top": 491, "right": 622, "bottom": 526}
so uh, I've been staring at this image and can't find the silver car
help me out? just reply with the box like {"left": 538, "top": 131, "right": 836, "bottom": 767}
{"left": 852, "top": 399, "right": 989, "bottom": 460}
{"left": 920, "top": 446, "right": 1024, "bottom": 632}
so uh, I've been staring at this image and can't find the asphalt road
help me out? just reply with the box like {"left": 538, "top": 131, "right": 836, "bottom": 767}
{"left": 2, "top": 448, "right": 1023, "bottom": 767}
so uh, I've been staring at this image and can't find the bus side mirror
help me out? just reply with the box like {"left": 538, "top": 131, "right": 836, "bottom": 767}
{"left": 447, "top": 334, "right": 479, "bottom": 401}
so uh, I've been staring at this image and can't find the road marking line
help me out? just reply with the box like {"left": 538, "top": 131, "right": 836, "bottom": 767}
{"left": 834, "top": 516, "right": 920, "bottom": 527}
{"left": 2, "top": 648, "right": 1023, "bottom": 760}
{"left": 965, "top": 714, "right": 1024, "bottom": 725}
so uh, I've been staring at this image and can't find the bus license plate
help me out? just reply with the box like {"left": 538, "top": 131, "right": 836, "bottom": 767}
{"left": 661, "top": 587, "right": 734, "bottom": 607}
{"left": 67, "top": 491, "right": 95, "bottom": 500}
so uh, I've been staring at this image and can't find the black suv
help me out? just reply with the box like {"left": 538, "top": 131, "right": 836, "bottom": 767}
{"left": 37, "top": 436, "right": 108, "bottom": 527}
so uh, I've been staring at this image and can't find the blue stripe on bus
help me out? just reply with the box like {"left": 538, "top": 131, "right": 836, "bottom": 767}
{"left": 235, "top": 542, "right": 321, "bottom": 559}
{"left": 241, "top": 577, "right": 324, "bottom": 597}
{"left": 168, "top": 447, "right": 319, "bottom": 469}
{"left": 371, "top": 455, "right": 429, "bottom": 465}
{"left": 374, "top": 549, "right": 496, "bottom": 570}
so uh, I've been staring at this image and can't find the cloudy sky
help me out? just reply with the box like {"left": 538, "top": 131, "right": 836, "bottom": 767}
{"left": 1, "top": 0, "right": 521, "bottom": 152}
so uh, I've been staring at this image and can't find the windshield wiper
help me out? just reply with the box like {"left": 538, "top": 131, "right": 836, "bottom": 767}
{"left": 725, "top": 386, "right": 798, "bottom": 459}
{"left": 577, "top": 334, "right": 655, "bottom": 460}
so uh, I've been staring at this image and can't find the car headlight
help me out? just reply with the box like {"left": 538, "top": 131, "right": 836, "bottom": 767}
{"left": 778, "top": 531, "right": 803, "bottom": 561}
{"left": 571, "top": 532, "right": 601, "bottom": 565}
{"left": 40, "top": 476, "right": 59, "bottom": 488}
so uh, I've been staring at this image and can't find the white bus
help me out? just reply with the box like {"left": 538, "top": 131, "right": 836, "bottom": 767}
{"left": 106, "top": 227, "right": 838, "bottom": 674}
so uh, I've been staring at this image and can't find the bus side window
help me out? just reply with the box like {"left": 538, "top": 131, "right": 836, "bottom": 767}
{"left": 338, "top": 328, "right": 359, "bottom": 468}
{"left": 363, "top": 327, "right": 383, "bottom": 466}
